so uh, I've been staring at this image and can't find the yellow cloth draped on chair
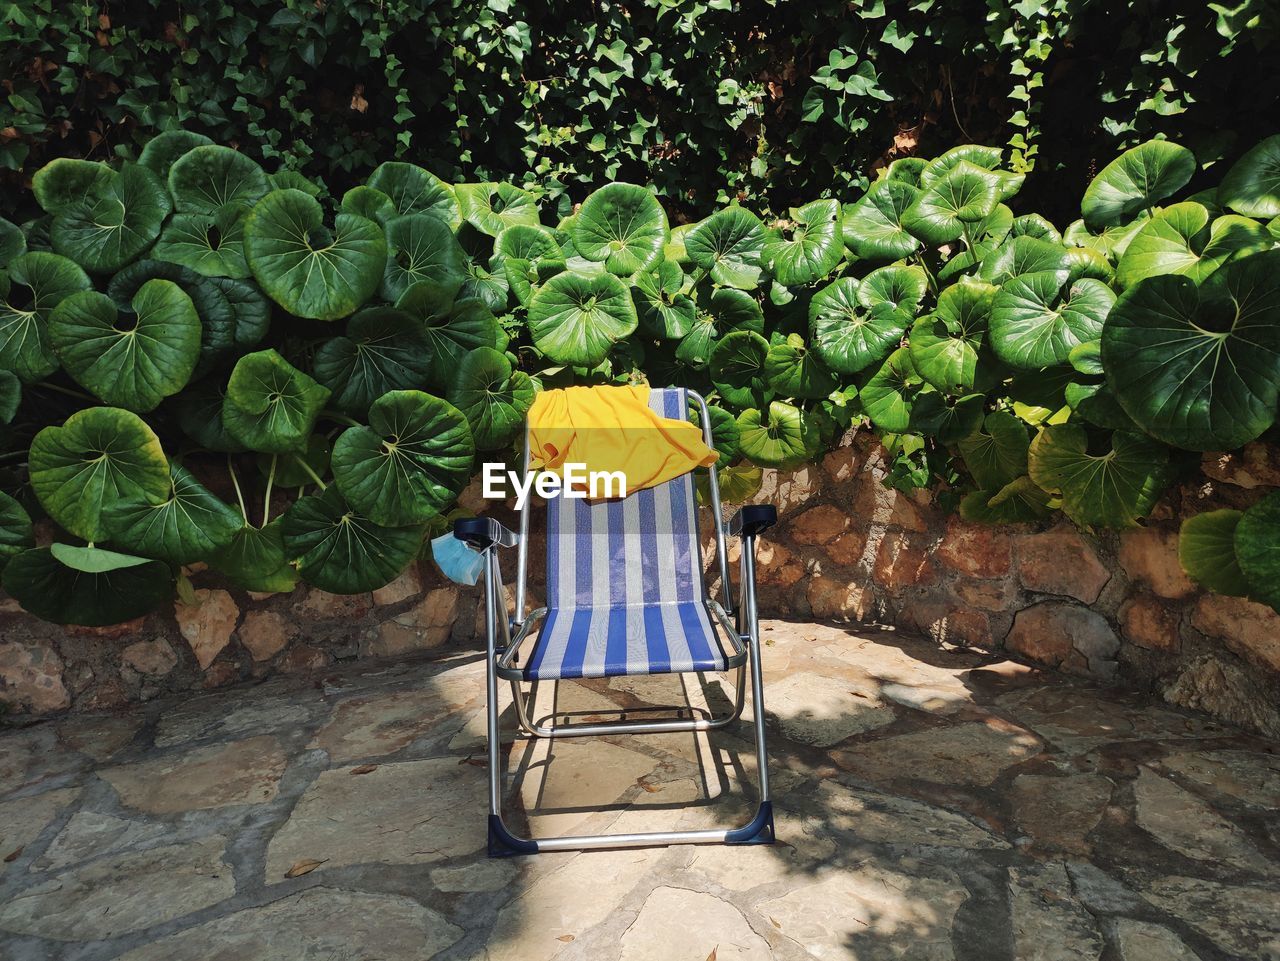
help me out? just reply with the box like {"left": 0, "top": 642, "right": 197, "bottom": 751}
{"left": 526, "top": 385, "right": 717, "bottom": 494}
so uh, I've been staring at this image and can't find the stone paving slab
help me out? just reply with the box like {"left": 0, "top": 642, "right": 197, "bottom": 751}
{"left": 0, "top": 620, "right": 1278, "bottom": 961}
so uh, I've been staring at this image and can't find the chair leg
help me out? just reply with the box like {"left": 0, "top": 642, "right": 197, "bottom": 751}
{"left": 486, "top": 648, "right": 773, "bottom": 856}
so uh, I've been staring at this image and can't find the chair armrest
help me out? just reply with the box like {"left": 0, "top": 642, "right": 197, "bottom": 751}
{"left": 728, "top": 504, "right": 777, "bottom": 539}
{"left": 454, "top": 517, "right": 519, "bottom": 550}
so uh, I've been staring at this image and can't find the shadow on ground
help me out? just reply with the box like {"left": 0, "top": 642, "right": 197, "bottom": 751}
{"left": 0, "top": 619, "right": 1278, "bottom": 961}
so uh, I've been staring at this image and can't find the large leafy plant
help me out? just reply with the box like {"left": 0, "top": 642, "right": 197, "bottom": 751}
{"left": 2, "top": 131, "right": 1279, "bottom": 627}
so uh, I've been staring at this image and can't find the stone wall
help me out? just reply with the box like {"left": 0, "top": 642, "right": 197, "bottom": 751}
{"left": 2, "top": 429, "right": 1278, "bottom": 737}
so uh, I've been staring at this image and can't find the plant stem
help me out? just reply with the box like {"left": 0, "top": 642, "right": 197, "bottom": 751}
{"left": 262, "top": 455, "right": 277, "bottom": 526}
{"left": 321, "top": 410, "right": 361, "bottom": 428}
{"left": 291, "top": 454, "right": 328, "bottom": 490}
{"left": 34, "top": 381, "right": 96, "bottom": 402}
{"left": 227, "top": 458, "right": 249, "bottom": 524}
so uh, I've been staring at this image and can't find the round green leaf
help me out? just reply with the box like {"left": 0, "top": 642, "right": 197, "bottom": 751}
{"left": 571, "top": 183, "right": 669, "bottom": 275}
{"left": 332, "top": 390, "right": 475, "bottom": 526}
{"left": 223, "top": 349, "right": 331, "bottom": 453}
{"left": 0, "top": 251, "right": 92, "bottom": 382}
{"left": 49, "top": 280, "right": 200, "bottom": 411}
{"left": 495, "top": 223, "right": 561, "bottom": 263}
{"left": 1235, "top": 490, "right": 1280, "bottom": 611}
{"left": 1102, "top": 250, "right": 1280, "bottom": 450}
{"left": 151, "top": 205, "right": 250, "bottom": 278}
{"left": 138, "top": 130, "right": 214, "bottom": 177}
{"left": 51, "top": 164, "right": 172, "bottom": 273}
{"left": 528, "top": 269, "right": 638, "bottom": 366}
{"left": 902, "top": 161, "right": 1002, "bottom": 244}
{"left": 1115, "top": 202, "right": 1269, "bottom": 288}
{"left": 858, "top": 264, "right": 927, "bottom": 313}
{"left": 710, "top": 329, "right": 770, "bottom": 408}
{"left": 920, "top": 145, "right": 1005, "bottom": 184}
{"left": 208, "top": 275, "right": 270, "bottom": 348}
{"left": 990, "top": 271, "right": 1115, "bottom": 369}
{"left": 210, "top": 520, "right": 299, "bottom": 593}
{"left": 0, "top": 370, "right": 19, "bottom": 424}
{"left": 244, "top": 188, "right": 387, "bottom": 321}
{"left": 2, "top": 547, "right": 172, "bottom": 626}
{"left": 283, "top": 486, "right": 424, "bottom": 594}
{"left": 692, "top": 402, "right": 741, "bottom": 462}
{"left": 1027, "top": 424, "right": 1170, "bottom": 528}
{"left": 105, "top": 462, "right": 242, "bottom": 565}
{"left": 697, "top": 464, "right": 761, "bottom": 505}
{"left": 910, "top": 277, "right": 999, "bottom": 394}
{"left": 342, "top": 186, "right": 396, "bottom": 227}
{"left": 398, "top": 284, "right": 501, "bottom": 385}
{"left": 809, "top": 278, "right": 909, "bottom": 375}
{"left": 380, "top": 213, "right": 468, "bottom": 302}
{"left": 736, "top": 401, "right": 820, "bottom": 468}
{"left": 842, "top": 179, "right": 921, "bottom": 260}
{"left": 913, "top": 389, "right": 985, "bottom": 443}
{"left": 685, "top": 207, "right": 766, "bottom": 290}
{"left": 633, "top": 265, "right": 696, "bottom": 339}
{"left": 313, "top": 307, "right": 432, "bottom": 416}
{"left": 0, "top": 492, "right": 34, "bottom": 575}
{"left": 0, "top": 216, "right": 27, "bottom": 269}
{"left": 1011, "top": 214, "right": 1062, "bottom": 243}
{"left": 29, "top": 406, "right": 171, "bottom": 541}
{"left": 860, "top": 347, "right": 921, "bottom": 433}
{"left": 32, "top": 159, "right": 113, "bottom": 214}
{"left": 447, "top": 346, "right": 536, "bottom": 450}
{"left": 957, "top": 410, "right": 1030, "bottom": 489}
{"left": 1082, "top": 140, "right": 1196, "bottom": 229}
{"left": 764, "top": 333, "right": 836, "bottom": 400}
{"left": 168, "top": 145, "right": 270, "bottom": 215}
{"left": 762, "top": 199, "right": 842, "bottom": 286}
{"left": 676, "top": 287, "right": 764, "bottom": 369}
{"left": 367, "top": 162, "right": 460, "bottom": 227}
{"left": 456, "top": 182, "right": 540, "bottom": 237}
{"left": 1178, "top": 509, "right": 1250, "bottom": 596}
{"left": 1217, "top": 135, "right": 1280, "bottom": 219}
{"left": 978, "top": 235, "right": 1071, "bottom": 285}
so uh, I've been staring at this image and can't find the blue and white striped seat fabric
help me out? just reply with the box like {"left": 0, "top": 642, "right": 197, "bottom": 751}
{"left": 524, "top": 388, "right": 731, "bottom": 681}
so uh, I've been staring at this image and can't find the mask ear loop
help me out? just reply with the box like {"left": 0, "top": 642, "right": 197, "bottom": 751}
{"left": 430, "top": 532, "right": 486, "bottom": 586}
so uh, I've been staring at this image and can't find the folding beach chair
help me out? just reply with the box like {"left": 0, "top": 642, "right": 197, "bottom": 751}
{"left": 455, "top": 387, "right": 777, "bottom": 855}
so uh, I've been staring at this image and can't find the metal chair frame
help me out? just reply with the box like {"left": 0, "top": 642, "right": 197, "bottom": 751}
{"left": 458, "top": 389, "right": 776, "bottom": 855}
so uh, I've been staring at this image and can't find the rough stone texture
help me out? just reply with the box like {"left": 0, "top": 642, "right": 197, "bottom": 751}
{"left": 759, "top": 861, "right": 968, "bottom": 960}
{"left": 367, "top": 588, "right": 459, "bottom": 657}
{"left": 788, "top": 503, "right": 851, "bottom": 545}
{"left": 1163, "top": 656, "right": 1280, "bottom": 740}
{"left": 621, "top": 887, "right": 771, "bottom": 961}
{"left": 114, "top": 888, "right": 462, "bottom": 961}
{"left": 175, "top": 588, "right": 239, "bottom": 669}
{"left": 936, "top": 516, "right": 1012, "bottom": 578}
{"left": 265, "top": 757, "right": 485, "bottom": 876}
{"left": 1015, "top": 525, "right": 1110, "bottom": 602}
{"left": 1006, "top": 602, "right": 1119, "bottom": 678}
{"left": 0, "top": 623, "right": 1276, "bottom": 961}
{"left": 237, "top": 611, "right": 295, "bottom": 662}
{"left": 1118, "top": 527, "right": 1195, "bottom": 600}
{"left": 0, "top": 837, "right": 232, "bottom": 941}
{"left": 1132, "top": 767, "right": 1272, "bottom": 873}
{"left": 1191, "top": 593, "right": 1280, "bottom": 672}
{"left": 101, "top": 736, "right": 287, "bottom": 813}
{"left": 1118, "top": 593, "right": 1179, "bottom": 651}
{"left": 1009, "top": 862, "right": 1104, "bottom": 961}
{"left": 0, "top": 641, "right": 69, "bottom": 712}
{"left": 1009, "top": 773, "right": 1112, "bottom": 855}
{"left": 121, "top": 638, "right": 178, "bottom": 677}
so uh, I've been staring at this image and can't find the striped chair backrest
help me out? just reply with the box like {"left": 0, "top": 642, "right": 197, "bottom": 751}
{"left": 542, "top": 387, "right": 707, "bottom": 611}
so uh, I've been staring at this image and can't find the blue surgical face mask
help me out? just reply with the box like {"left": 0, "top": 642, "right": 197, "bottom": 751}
{"left": 431, "top": 533, "right": 486, "bottom": 586}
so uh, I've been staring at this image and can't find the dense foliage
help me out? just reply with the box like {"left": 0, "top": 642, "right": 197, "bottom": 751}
{"left": 4, "top": 1, "right": 1278, "bottom": 220}
{"left": 1, "top": 130, "right": 1279, "bottom": 626}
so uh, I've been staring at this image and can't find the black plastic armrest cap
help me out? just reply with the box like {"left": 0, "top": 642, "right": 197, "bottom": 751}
{"left": 453, "top": 517, "right": 518, "bottom": 549}
{"left": 728, "top": 504, "right": 777, "bottom": 538}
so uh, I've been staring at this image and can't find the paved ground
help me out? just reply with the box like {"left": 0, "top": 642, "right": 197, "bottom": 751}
{"left": 1, "top": 620, "right": 1278, "bottom": 961}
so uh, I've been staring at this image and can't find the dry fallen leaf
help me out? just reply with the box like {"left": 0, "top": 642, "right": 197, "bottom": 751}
{"left": 285, "top": 858, "right": 327, "bottom": 878}
{"left": 3, "top": 847, "right": 22, "bottom": 863}
{"left": 556, "top": 934, "right": 575, "bottom": 943}
{"left": 706, "top": 949, "right": 718, "bottom": 961}
{"left": 769, "top": 917, "right": 781, "bottom": 928}
{"left": 350, "top": 764, "right": 378, "bottom": 775}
